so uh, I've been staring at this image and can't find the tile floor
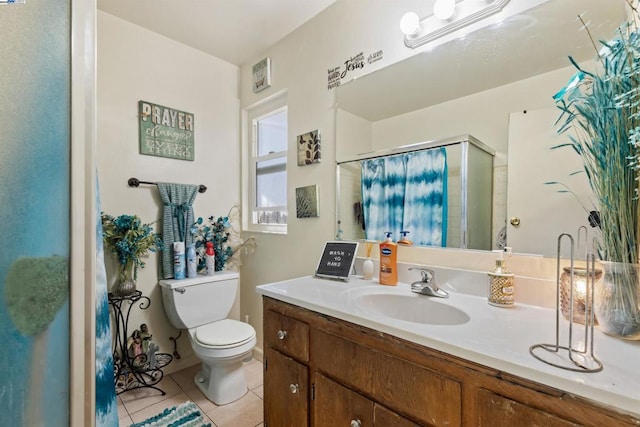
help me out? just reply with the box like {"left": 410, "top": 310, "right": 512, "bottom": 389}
{"left": 117, "top": 358, "right": 264, "bottom": 427}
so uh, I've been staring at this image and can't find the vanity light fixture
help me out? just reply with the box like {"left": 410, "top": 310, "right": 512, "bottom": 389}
{"left": 400, "top": 0, "right": 511, "bottom": 49}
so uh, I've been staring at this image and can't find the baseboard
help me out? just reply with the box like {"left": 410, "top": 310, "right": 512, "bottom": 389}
{"left": 252, "top": 346, "right": 264, "bottom": 362}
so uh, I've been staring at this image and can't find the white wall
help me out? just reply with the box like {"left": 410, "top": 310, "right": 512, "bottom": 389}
{"left": 97, "top": 11, "right": 240, "bottom": 373}
{"left": 370, "top": 66, "right": 579, "bottom": 167}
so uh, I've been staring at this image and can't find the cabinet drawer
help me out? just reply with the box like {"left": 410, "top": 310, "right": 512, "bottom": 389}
{"left": 314, "top": 373, "right": 374, "bottom": 427}
{"left": 313, "top": 329, "right": 461, "bottom": 427}
{"left": 265, "top": 309, "right": 309, "bottom": 362}
{"left": 374, "top": 404, "right": 421, "bottom": 427}
{"left": 476, "top": 389, "right": 579, "bottom": 427}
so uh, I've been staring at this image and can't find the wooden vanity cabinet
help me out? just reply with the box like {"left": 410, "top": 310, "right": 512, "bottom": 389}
{"left": 263, "top": 307, "right": 311, "bottom": 427}
{"left": 262, "top": 297, "right": 640, "bottom": 427}
{"left": 264, "top": 347, "right": 309, "bottom": 427}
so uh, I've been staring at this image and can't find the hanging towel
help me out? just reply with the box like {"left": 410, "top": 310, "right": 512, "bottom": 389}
{"left": 158, "top": 183, "right": 199, "bottom": 279}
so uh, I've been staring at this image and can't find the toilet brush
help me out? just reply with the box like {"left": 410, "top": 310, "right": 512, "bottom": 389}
{"left": 4, "top": 255, "right": 69, "bottom": 426}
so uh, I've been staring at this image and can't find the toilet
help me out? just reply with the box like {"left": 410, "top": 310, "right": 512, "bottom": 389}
{"left": 159, "top": 271, "right": 256, "bottom": 405}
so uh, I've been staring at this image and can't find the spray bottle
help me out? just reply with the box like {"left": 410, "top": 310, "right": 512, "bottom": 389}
{"left": 205, "top": 241, "right": 216, "bottom": 276}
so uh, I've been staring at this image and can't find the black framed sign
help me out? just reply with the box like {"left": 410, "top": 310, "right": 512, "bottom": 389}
{"left": 315, "top": 241, "right": 358, "bottom": 281}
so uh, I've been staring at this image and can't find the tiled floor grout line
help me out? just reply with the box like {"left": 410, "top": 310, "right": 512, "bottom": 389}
{"left": 118, "top": 358, "right": 264, "bottom": 427}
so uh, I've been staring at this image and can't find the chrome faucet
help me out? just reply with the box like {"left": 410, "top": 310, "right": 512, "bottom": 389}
{"left": 409, "top": 267, "right": 449, "bottom": 298}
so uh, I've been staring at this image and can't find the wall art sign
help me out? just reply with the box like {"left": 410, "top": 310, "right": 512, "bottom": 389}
{"left": 138, "top": 100, "right": 194, "bottom": 161}
{"left": 296, "top": 185, "right": 320, "bottom": 218}
{"left": 327, "top": 49, "right": 383, "bottom": 90}
{"left": 315, "top": 241, "right": 359, "bottom": 281}
{"left": 252, "top": 57, "right": 271, "bottom": 93}
{"left": 297, "top": 129, "right": 321, "bottom": 166}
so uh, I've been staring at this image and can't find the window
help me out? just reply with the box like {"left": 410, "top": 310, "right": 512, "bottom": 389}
{"left": 247, "top": 97, "right": 288, "bottom": 231}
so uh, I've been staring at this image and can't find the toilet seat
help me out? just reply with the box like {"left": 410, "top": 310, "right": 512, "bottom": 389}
{"left": 194, "top": 319, "right": 256, "bottom": 349}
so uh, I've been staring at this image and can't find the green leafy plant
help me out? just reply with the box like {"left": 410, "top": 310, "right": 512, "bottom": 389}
{"left": 101, "top": 213, "right": 164, "bottom": 282}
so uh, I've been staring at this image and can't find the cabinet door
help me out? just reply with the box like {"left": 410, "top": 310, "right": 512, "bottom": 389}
{"left": 264, "top": 348, "right": 309, "bottom": 427}
{"left": 314, "top": 373, "right": 374, "bottom": 427}
{"left": 374, "top": 405, "right": 420, "bottom": 427}
{"left": 476, "top": 389, "right": 579, "bottom": 427}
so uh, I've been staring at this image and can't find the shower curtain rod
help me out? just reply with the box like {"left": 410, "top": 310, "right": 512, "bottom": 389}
{"left": 127, "top": 177, "right": 207, "bottom": 193}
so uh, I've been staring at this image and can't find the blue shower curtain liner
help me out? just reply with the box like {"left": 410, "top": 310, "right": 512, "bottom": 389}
{"left": 361, "top": 148, "right": 447, "bottom": 246}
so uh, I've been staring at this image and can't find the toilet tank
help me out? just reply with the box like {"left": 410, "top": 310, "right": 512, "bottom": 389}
{"left": 159, "top": 271, "right": 239, "bottom": 329}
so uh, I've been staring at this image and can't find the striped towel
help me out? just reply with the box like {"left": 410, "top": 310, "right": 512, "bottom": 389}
{"left": 130, "top": 401, "right": 210, "bottom": 427}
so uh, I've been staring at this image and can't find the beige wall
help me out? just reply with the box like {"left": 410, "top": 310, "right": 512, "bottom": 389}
{"left": 97, "top": 11, "right": 240, "bottom": 373}
{"left": 96, "top": 0, "right": 606, "bottom": 364}
{"left": 235, "top": 0, "right": 576, "bottom": 358}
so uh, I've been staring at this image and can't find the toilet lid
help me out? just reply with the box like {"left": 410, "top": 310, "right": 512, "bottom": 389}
{"left": 194, "top": 319, "right": 255, "bottom": 348}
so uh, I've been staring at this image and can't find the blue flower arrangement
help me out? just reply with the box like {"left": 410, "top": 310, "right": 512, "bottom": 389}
{"left": 101, "top": 213, "right": 164, "bottom": 282}
{"left": 191, "top": 215, "right": 235, "bottom": 272}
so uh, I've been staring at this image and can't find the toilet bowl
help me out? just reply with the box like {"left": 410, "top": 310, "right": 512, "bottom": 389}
{"left": 159, "top": 272, "right": 257, "bottom": 405}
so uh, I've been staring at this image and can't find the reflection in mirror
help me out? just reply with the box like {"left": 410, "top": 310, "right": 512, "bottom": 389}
{"left": 337, "top": 135, "right": 494, "bottom": 250}
{"left": 335, "top": 0, "right": 626, "bottom": 257}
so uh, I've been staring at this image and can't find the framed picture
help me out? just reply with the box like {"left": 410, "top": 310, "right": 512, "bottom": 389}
{"left": 296, "top": 185, "right": 319, "bottom": 218}
{"left": 252, "top": 57, "right": 271, "bottom": 93}
{"left": 297, "top": 129, "right": 321, "bottom": 166}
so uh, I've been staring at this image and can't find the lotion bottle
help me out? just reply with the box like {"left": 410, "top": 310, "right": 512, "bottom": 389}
{"left": 379, "top": 232, "right": 398, "bottom": 286}
{"left": 487, "top": 248, "right": 515, "bottom": 307}
{"left": 205, "top": 241, "right": 216, "bottom": 276}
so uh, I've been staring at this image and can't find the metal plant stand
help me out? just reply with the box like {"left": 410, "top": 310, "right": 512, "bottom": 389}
{"left": 108, "top": 291, "right": 173, "bottom": 395}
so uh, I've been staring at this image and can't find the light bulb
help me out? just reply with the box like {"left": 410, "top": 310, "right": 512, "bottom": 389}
{"left": 433, "top": 0, "right": 456, "bottom": 21}
{"left": 400, "top": 12, "right": 421, "bottom": 36}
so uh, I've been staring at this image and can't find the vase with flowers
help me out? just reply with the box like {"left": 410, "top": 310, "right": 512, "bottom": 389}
{"left": 554, "top": 7, "right": 640, "bottom": 339}
{"left": 101, "top": 213, "right": 164, "bottom": 296}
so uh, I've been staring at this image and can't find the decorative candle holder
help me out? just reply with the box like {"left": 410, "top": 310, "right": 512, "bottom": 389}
{"left": 560, "top": 267, "right": 602, "bottom": 325}
{"left": 529, "top": 233, "right": 602, "bottom": 373}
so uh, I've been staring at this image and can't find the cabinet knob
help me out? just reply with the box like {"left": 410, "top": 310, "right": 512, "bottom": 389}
{"left": 289, "top": 383, "right": 299, "bottom": 394}
{"left": 277, "top": 330, "right": 288, "bottom": 340}
{"left": 350, "top": 420, "right": 362, "bottom": 427}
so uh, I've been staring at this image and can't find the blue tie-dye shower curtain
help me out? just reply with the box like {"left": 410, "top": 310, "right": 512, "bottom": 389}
{"left": 96, "top": 180, "right": 119, "bottom": 426}
{"left": 361, "top": 148, "right": 447, "bottom": 246}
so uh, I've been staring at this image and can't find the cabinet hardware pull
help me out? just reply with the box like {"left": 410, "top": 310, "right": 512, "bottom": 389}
{"left": 289, "top": 383, "right": 299, "bottom": 394}
{"left": 350, "top": 419, "right": 362, "bottom": 427}
{"left": 277, "top": 330, "right": 287, "bottom": 340}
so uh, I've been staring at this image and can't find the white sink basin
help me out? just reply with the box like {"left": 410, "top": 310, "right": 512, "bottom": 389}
{"left": 354, "top": 293, "right": 470, "bottom": 325}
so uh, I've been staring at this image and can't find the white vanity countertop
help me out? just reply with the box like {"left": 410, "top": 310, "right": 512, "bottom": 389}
{"left": 256, "top": 275, "right": 640, "bottom": 418}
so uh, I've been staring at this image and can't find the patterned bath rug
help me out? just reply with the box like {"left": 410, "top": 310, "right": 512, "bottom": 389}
{"left": 129, "top": 401, "right": 211, "bottom": 427}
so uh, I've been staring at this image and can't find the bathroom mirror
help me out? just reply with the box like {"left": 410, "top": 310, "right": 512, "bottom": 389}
{"left": 335, "top": 0, "right": 626, "bottom": 257}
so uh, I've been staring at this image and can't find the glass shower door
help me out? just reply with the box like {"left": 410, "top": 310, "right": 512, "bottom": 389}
{"left": 0, "top": 1, "right": 71, "bottom": 425}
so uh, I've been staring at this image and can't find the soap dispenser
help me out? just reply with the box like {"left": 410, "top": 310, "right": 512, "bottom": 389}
{"left": 487, "top": 247, "right": 515, "bottom": 307}
{"left": 398, "top": 231, "right": 413, "bottom": 246}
